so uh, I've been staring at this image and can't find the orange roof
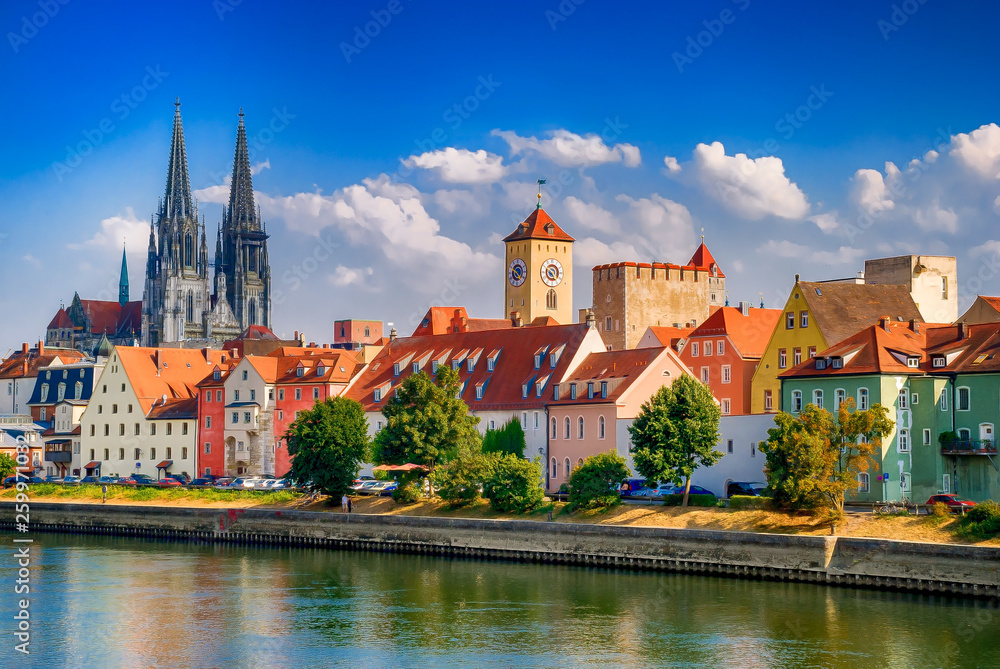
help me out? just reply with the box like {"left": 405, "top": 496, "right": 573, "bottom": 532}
{"left": 502, "top": 207, "right": 575, "bottom": 243}
{"left": 77, "top": 299, "right": 142, "bottom": 336}
{"left": 115, "top": 347, "right": 230, "bottom": 414}
{"left": 549, "top": 347, "right": 678, "bottom": 405}
{"left": 410, "top": 307, "right": 514, "bottom": 336}
{"left": 978, "top": 296, "right": 1000, "bottom": 312}
{"left": 47, "top": 308, "right": 73, "bottom": 329}
{"left": 687, "top": 307, "right": 782, "bottom": 359}
{"left": 0, "top": 347, "right": 86, "bottom": 380}
{"left": 688, "top": 242, "right": 721, "bottom": 273}
{"left": 644, "top": 326, "right": 694, "bottom": 351}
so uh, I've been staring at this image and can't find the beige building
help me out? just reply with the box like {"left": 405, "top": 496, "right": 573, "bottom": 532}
{"left": 503, "top": 207, "right": 574, "bottom": 326}
{"left": 864, "top": 255, "right": 957, "bottom": 323}
{"left": 591, "top": 243, "right": 726, "bottom": 351}
{"left": 957, "top": 295, "right": 1000, "bottom": 324}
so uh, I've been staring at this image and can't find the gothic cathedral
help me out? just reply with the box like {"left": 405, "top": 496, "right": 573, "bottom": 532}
{"left": 503, "top": 204, "right": 575, "bottom": 325}
{"left": 142, "top": 100, "right": 272, "bottom": 346}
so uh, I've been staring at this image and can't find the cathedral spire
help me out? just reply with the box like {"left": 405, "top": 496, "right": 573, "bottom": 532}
{"left": 227, "top": 108, "right": 259, "bottom": 232}
{"left": 119, "top": 243, "right": 130, "bottom": 307}
{"left": 162, "top": 98, "right": 194, "bottom": 221}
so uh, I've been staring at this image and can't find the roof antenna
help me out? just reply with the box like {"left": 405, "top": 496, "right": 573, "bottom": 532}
{"left": 759, "top": 291, "right": 764, "bottom": 309}
{"left": 536, "top": 178, "right": 546, "bottom": 209}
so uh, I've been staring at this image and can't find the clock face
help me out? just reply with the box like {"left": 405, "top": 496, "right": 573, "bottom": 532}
{"left": 508, "top": 258, "right": 527, "bottom": 287}
{"left": 540, "top": 258, "right": 564, "bottom": 287}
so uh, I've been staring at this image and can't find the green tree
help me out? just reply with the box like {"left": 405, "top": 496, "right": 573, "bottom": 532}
{"left": 0, "top": 453, "right": 17, "bottom": 480}
{"left": 430, "top": 446, "right": 488, "bottom": 507}
{"left": 628, "top": 374, "right": 722, "bottom": 507}
{"left": 285, "top": 396, "right": 370, "bottom": 497}
{"left": 760, "top": 398, "right": 892, "bottom": 513}
{"left": 568, "top": 451, "right": 630, "bottom": 510}
{"left": 481, "top": 417, "right": 526, "bottom": 458}
{"left": 372, "top": 368, "right": 481, "bottom": 473}
{"left": 482, "top": 454, "right": 544, "bottom": 513}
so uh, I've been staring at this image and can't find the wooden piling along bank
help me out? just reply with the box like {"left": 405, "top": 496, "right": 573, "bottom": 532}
{"left": 2, "top": 502, "right": 998, "bottom": 599}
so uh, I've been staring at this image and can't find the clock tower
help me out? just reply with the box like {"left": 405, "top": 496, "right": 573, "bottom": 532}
{"left": 502, "top": 206, "right": 575, "bottom": 325}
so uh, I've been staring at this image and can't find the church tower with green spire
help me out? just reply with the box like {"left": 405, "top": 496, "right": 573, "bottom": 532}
{"left": 118, "top": 244, "right": 129, "bottom": 308}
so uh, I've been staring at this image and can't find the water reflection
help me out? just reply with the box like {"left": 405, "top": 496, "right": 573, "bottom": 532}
{"left": 2, "top": 533, "right": 995, "bottom": 668}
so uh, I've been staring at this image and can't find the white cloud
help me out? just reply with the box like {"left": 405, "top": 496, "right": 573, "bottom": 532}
{"left": 563, "top": 197, "right": 618, "bottom": 233}
{"left": 691, "top": 141, "right": 809, "bottom": 220}
{"left": 574, "top": 237, "right": 642, "bottom": 267}
{"left": 850, "top": 166, "right": 897, "bottom": 214}
{"left": 758, "top": 239, "right": 863, "bottom": 265}
{"left": 68, "top": 207, "right": 149, "bottom": 251}
{"left": 492, "top": 129, "right": 641, "bottom": 168}
{"left": 251, "top": 159, "right": 271, "bottom": 176}
{"left": 994, "top": 195, "right": 1000, "bottom": 215}
{"left": 22, "top": 254, "right": 41, "bottom": 268}
{"left": 971, "top": 240, "right": 1000, "bottom": 258}
{"left": 402, "top": 148, "right": 507, "bottom": 184}
{"left": 663, "top": 155, "right": 681, "bottom": 173}
{"left": 432, "top": 188, "right": 486, "bottom": 217}
{"left": 912, "top": 200, "right": 958, "bottom": 233}
{"left": 809, "top": 212, "right": 840, "bottom": 234}
{"left": 949, "top": 123, "right": 1000, "bottom": 178}
{"left": 328, "top": 265, "right": 374, "bottom": 287}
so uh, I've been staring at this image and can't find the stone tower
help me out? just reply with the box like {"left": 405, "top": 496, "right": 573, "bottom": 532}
{"left": 217, "top": 109, "right": 272, "bottom": 331}
{"left": 503, "top": 206, "right": 575, "bottom": 325}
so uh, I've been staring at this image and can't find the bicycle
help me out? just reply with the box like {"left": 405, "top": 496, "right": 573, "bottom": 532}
{"left": 876, "top": 497, "right": 916, "bottom": 515}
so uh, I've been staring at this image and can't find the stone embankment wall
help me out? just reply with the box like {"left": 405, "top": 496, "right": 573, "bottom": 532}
{"left": 3, "top": 502, "right": 998, "bottom": 598}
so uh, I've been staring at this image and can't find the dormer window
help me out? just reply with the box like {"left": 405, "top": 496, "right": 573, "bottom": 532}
{"left": 570, "top": 384, "right": 577, "bottom": 401}
{"left": 317, "top": 364, "right": 325, "bottom": 376}
{"left": 932, "top": 356, "right": 946, "bottom": 368}
{"left": 587, "top": 382, "right": 594, "bottom": 399}
{"left": 431, "top": 361, "right": 439, "bottom": 373}
{"left": 475, "top": 384, "right": 484, "bottom": 400}
{"left": 393, "top": 362, "right": 401, "bottom": 376}
{"left": 296, "top": 366, "right": 304, "bottom": 378}
{"left": 601, "top": 381, "right": 608, "bottom": 399}
{"left": 831, "top": 358, "right": 843, "bottom": 369}
{"left": 906, "top": 357, "right": 920, "bottom": 368}
{"left": 534, "top": 354, "right": 541, "bottom": 370}
{"left": 815, "top": 359, "right": 827, "bottom": 370}
{"left": 213, "top": 370, "right": 221, "bottom": 381}
{"left": 521, "top": 383, "right": 529, "bottom": 399}
{"left": 412, "top": 362, "right": 420, "bottom": 373}
{"left": 553, "top": 384, "right": 560, "bottom": 401}
{"left": 373, "top": 388, "right": 382, "bottom": 402}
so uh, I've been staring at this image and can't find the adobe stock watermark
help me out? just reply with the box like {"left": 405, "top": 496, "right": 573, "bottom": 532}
{"left": 50, "top": 65, "right": 170, "bottom": 182}
{"left": 672, "top": 0, "right": 751, "bottom": 74}
{"left": 7, "top": 0, "right": 70, "bottom": 54}
{"left": 545, "top": 0, "right": 586, "bottom": 31}
{"left": 12, "top": 435, "right": 34, "bottom": 655}
{"left": 340, "top": 0, "right": 406, "bottom": 63}
{"left": 213, "top": 0, "right": 242, "bottom": 21}
{"left": 877, "top": 0, "right": 929, "bottom": 41}
{"left": 201, "top": 106, "right": 297, "bottom": 189}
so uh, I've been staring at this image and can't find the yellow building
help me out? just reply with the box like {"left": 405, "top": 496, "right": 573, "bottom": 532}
{"left": 750, "top": 279, "right": 923, "bottom": 413}
{"left": 503, "top": 207, "right": 574, "bottom": 325}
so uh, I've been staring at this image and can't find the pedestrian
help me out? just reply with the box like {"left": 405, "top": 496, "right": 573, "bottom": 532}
{"left": 341, "top": 494, "right": 349, "bottom": 511}
{"left": 102, "top": 484, "right": 107, "bottom": 504}
{"left": 347, "top": 496, "right": 353, "bottom": 513}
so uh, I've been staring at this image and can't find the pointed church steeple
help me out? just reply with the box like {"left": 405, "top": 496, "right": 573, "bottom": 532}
{"left": 227, "top": 108, "right": 259, "bottom": 232}
{"left": 162, "top": 98, "right": 194, "bottom": 221}
{"left": 119, "top": 244, "right": 130, "bottom": 307}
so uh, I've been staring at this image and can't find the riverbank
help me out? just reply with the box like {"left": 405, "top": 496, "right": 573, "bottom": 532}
{"left": 5, "top": 485, "right": 997, "bottom": 546}
{"left": 3, "top": 501, "right": 998, "bottom": 599}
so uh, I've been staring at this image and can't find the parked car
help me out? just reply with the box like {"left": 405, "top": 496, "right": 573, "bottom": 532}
{"left": 119, "top": 474, "right": 156, "bottom": 486}
{"left": 24, "top": 476, "right": 45, "bottom": 485}
{"left": 352, "top": 480, "right": 381, "bottom": 494}
{"left": 727, "top": 481, "right": 767, "bottom": 498}
{"left": 213, "top": 478, "right": 234, "bottom": 489}
{"left": 378, "top": 481, "right": 399, "bottom": 496}
{"left": 628, "top": 487, "right": 660, "bottom": 498}
{"left": 79, "top": 476, "right": 101, "bottom": 484}
{"left": 166, "top": 474, "right": 190, "bottom": 485}
{"left": 618, "top": 478, "right": 648, "bottom": 497}
{"left": 97, "top": 476, "right": 119, "bottom": 484}
{"left": 267, "top": 479, "right": 289, "bottom": 490}
{"left": 44, "top": 475, "right": 64, "bottom": 483}
{"left": 189, "top": 478, "right": 215, "bottom": 487}
{"left": 226, "top": 477, "right": 262, "bottom": 489}
{"left": 253, "top": 476, "right": 277, "bottom": 489}
{"left": 2, "top": 476, "right": 17, "bottom": 488}
{"left": 925, "top": 494, "right": 976, "bottom": 512}
{"left": 156, "top": 477, "right": 182, "bottom": 486}
{"left": 62, "top": 476, "right": 81, "bottom": 485}
{"left": 653, "top": 483, "right": 681, "bottom": 497}
{"left": 686, "top": 485, "right": 716, "bottom": 497}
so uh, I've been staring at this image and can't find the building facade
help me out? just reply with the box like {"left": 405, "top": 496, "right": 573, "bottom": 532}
{"left": 864, "top": 255, "right": 957, "bottom": 324}
{"left": 503, "top": 207, "right": 575, "bottom": 326}
{"left": 591, "top": 242, "right": 726, "bottom": 351}
{"left": 0, "top": 343, "right": 86, "bottom": 415}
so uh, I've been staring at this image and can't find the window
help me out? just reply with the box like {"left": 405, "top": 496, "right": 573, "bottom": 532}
{"left": 858, "top": 472, "right": 870, "bottom": 493}
{"left": 717, "top": 340, "right": 725, "bottom": 356}
{"left": 534, "top": 412, "right": 539, "bottom": 430}
{"left": 910, "top": 392, "right": 919, "bottom": 405}
{"left": 295, "top": 388, "right": 302, "bottom": 401}
{"left": 898, "top": 389, "right": 908, "bottom": 410}
{"left": 700, "top": 367, "right": 709, "bottom": 384}
{"left": 551, "top": 417, "right": 557, "bottom": 438}
{"left": 134, "top": 423, "right": 140, "bottom": 436}
{"left": 578, "top": 416, "right": 585, "bottom": 439}
{"left": 205, "top": 442, "right": 211, "bottom": 454}
{"left": 546, "top": 289, "right": 557, "bottom": 310}
{"left": 182, "top": 447, "right": 188, "bottom": 460}
{"left": 166, "top": 447, "right": 172, "bottom": 459}
{"left": 244, "top": 412, "right": 251, "bottom": 424}
{"left": 250, "top": 389, "right": 256, "bottom": 402}
{"left": 216, "top": 390, "right": 223, "bottom": 402}
{"left": 857, "top": 388, "right": 869, "bottom": 411}
{"left": 941, "top": 276, "right": 948, "bottom": 299}
{"left": 278, "top": 411, "right": 283, "bottom": 420}
{"left": 205, "top": 416, "right": 212, "bottom": 429}
{"left": 231, "top": 412, "right": 238, "bottom": 424}
{"left": 119, "top": 448, "right": 124, "bottom": 460}
{"left": 600, "top": 381, "right": 608, "bottom": 398}
{"left": 166, "top": 423, "right": 173, "bottom": 436}
{"left": 923, "top": 428, "right": 931, "bottom": 445}
{"left": 792, "top": 390, "right": 803, "bottom": 413}
{"left": 691, "top": 342, "right": 699, "bottom": 357}
{"left": 727, "top": 439, "right": 734, "bottom": 454}
{"left": 599, "top": 416, "right": 606, "bottom": 439}
{"left": 39, "top": 408, "right": 46, "bottom": 421}
{"left": 112, "top": 404, "right": 118, "bottom": 414}
{"left": 812, "top": 389, "right": 823, "bottom": 410}
{"left": 150, "top": 423, "right": 156, "bottom": 436}
{"left": 808, "top": 347, "right": 816, "bottom": 359}
{"left": 234, "top": 390, "right": 240, "bottom": 401}
{"left": 587, "top": 382, "right": 594, "bottom": 399}
{"left": 835, "top": 389, "right": 846, "bottom": 410}
{"left": 778, "top": 349, "right": 787, "bottom": 369}
{"left": 957, "top": 387, "right": 970, "bottom": 411}
{"left": 296, "top": 366, "right": 304, "bottom": 378}
{"left": 151, "top": 447, "right": 157, "bottom": 460}
{"left": 764, "top": 390, "right": 773, "bottom": 411}
{"left": 704, "top": 341, "right": 713, "bottom": 357}
{"left": 958, "top": 428, "right": 971, "bottom": 441}
{"left": 793, "top": 348, "right": 802, "bottom": 366}
{"left": 550, "top": 458, "right": 557, "bottom": 479}
{"left": 242, "top": 370, "right": 248, "bottom": 381}
{"left": 90, "top": 425, "right": 95, "bottom": 437}
{"left": 800, "top": 311, "right": 809, "bottom": 328}
{"left": 721, "top": 365, "right": 731, "bottom": 383}
{"left": 522, "top": 412, "right": 528, "bottom": 429}
{"left": 134, "top": 448, "right": 141, "bottom": 460}
{"left": 605, "top": 316, "right": 612, "bottom": 331}
{"left": 786, "top": 312, "right": 795, "bottom": 329}
{"left": 940, "top": 388, "right": 948, "bottom": 411}
{"left": 899, "top": 429, "right": 910, "bottom": 452}
{"left": 103, "top": 424, "right": 109, "bottom": 436}
{"left": 943, "top": 473, "right": 951, "bottom": 494}
{"left": 119, "top": 424, "right": 125, "bottom": 436}
{"left": 750, "top": 442, "right": 757, "bottom": 458}
{"left": 206, "top": 391, "right": 212, "bottom": 403}
{"left": 721, "top": 399, "right": 731, "bottom": 415}
{"left": 564, "top": 457, "right": 572, "bottom": 478}
{"left": 313, "top": 387, "right": 319, "bottom": 400}
{"left": 564, "top": 417, "right": 571, "bottom": 439}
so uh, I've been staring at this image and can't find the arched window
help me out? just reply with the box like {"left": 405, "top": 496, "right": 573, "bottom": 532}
{"left": 835, "top": 389, "right": 846, "bottom": 410}
{"left": 364, "top": 326, "right": 371, "bottom": 337}
{"left": 792, "top": 390, "right": 803, "bottom": 413}
{"left": 578, "top": 416, "right": 585, "bottom": 439}
{"left": 186, "top": 293, "right": 194, "bottom": 322}
{"left": 599, "top": 416, "right": 606, "bottom": 439}
{"left": 546, "top": 289, "right": 558, "bottom": 310}
{"left": 74, "top": 381, "right": 83, "bottom": 399}
{"left": 564, "top": 417, "right": 571, "bottom": 439}
{"left": 249, "top": 299, "right": 257, "bottom": 325}
{"left": 551, "top": 417, "right": 557, "bottom": 438}
{"left": 184, "top": 234, "right": 193, "bottom": 267}
{"left": 564, "top": 458, "right": 571, "bottom": 479}
{"left": 812, "top": 389, "right": 823, "bottom": 410}
{"left": 57, "top": 383, "right": 66, "bottom": 402}
{"left": 550, "top": 457, "right": 557, "bottom": 479}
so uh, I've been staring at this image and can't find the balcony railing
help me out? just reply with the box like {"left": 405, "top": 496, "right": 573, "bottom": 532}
{"left": 44, "top": 451, "right": 72, "bottom": 462}
{"left": 940, "top": 440, "right": 998, "bottom": 455}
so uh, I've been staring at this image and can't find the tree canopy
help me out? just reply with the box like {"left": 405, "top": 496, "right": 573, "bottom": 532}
{"left": 481, "top": 417, "right": 526, "bottom": 458}
{"left": 285, "top": 396, "right": 370, "bottom": 497}
{"left": 760, "top": 398, "right": 892, "bottom": 513}
{"left": 481, "top": 454, "right": 545, "bottom": 513}
{"left": 0, "top": 453, "right": 17, "bottom": 480}
{"left": 372, "top": 367, "right": 481, "bottom": 469}
{"left": 567, "top": 451, "right": 630, "bottom": 510}
{"left": 628, "top": 374, "right": 722, "bottom": 506}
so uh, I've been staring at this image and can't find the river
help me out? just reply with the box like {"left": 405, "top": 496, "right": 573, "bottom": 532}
{"left": 2, "top": 532, "right": 996, "bottom": 668}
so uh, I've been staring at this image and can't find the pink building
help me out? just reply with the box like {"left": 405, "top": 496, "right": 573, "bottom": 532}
{"left": 333, "top": 319, "right": 384, "bottom": 347}
{"left": 545, "top": 346, "right": 692, "bottom": 490}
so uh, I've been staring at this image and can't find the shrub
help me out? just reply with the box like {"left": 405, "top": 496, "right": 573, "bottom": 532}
{"left": 482, "top": 454, "right": 544, "bottom": 513}
{"left": 662, "top": 493, "right": 718, "bottom": 507}
{"left": 958, "top": 500, "right": 1000, "bottom": 539}
{"left": 431, "top": 449, "right": 486, "bottom": 507}
{"left": 728, "top": 495, "right": 772, "bottom": 510}
{"left": 391, "top": 482, "right": 422, "bottom": 504}
{"left": 567, "top": 452, "right": 630, "bottom": 510}
{"left": 481, "top": 418, "right": 526, "bottom": 458}
{"left": 931, "top": 502, "right": 950, "bottom": 518}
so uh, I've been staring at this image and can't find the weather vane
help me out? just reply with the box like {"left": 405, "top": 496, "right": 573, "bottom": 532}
{"left": 536, "top": 178, "right": 546, "bottom": 209}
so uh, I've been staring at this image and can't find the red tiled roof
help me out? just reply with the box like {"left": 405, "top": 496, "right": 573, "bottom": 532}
{"left": 345, "top": 322, "right": 602, "bottom": 412}
{"left": 147, "top": 397, "right": 199, "bottom": 420}
{"left": 502, "top": 207, "right": 575, "bottom": 243}
{"left": 979, "top": 296, "right": 1000, "bottom": 311}
{"left": 410, "top": 307, "right": 514, "bottom": 336}
{"left": 115, "top": 347, "right": 229, "bottom": 414}
{"left": 687, "top": 307, "right": 782, "bottom": 359}
{"left": 549, "top": 347, "right": 679, "bottom": 405}
{"left": 644, "top": 326, "right": 694, "bottom": 351}
{"left": 0, "top": 348, "right": 86, "bottom": 380}
{"left": 47, "top": 308, "right": 73, "bottom": 329}
{"left": 240, "top": 324, "right": 280, "bottom": 340}
{"left": 688, "top": 242, "right": 722, "bottom": 274}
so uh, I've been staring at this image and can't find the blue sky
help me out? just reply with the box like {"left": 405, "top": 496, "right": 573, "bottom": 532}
{"left": 3, "top": 0, "right": 1000, "bottom": 348}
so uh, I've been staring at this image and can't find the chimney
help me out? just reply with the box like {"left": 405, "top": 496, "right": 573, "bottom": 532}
{"left": 880, "top": 316, "right": 892, "bottom": 332}
{"left": 585, "top": 310, "right": 596, "bottom": 329}
{"left": 960, "top": 322, "right": 969, "bottom": 340}
{"left": 37, "top": 340, "right": 44, "bottom": 357}
{"left": 230, "top": 348, "right": 238, "bottom": 359}
{"left": 389, "top": 326, "right": 397, "bottom": 342}
{"left": 294, "top": 330, "right": 299, "bottom": 341}
{"left": 21, "top": 343, "right": 28, "bottom": 355}
{"left": 202, "top": 347, "right": 212, "bottom": 363}
{"left": 910, "top": 319, "right": 920, "bottom": 334}
{"left": 794, "top": 273, "right": 800, "bottom": 284}
{"left": 154, "top": 349, "right": 162, "bottom": 370}
{"left": 739, "top": 301, "right": 750, "bottom": 317}
{"left": 510, "top": 310, "right": 523, "bottom": 328}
